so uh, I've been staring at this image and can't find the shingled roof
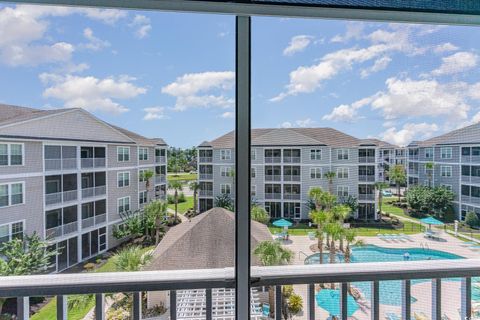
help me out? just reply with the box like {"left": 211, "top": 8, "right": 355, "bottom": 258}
{"left": 202, "top": 128, "right": 393, "bottom": 148}
{"left": 144, "top": 207, "right": 272, "bottom": 271}
{"left": 416, "top": 122, "right": 480, "bottom": 147}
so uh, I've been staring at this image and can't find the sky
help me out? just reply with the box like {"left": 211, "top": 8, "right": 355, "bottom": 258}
{"left": 1, "top": 4, "right": 480, "bottom": 148}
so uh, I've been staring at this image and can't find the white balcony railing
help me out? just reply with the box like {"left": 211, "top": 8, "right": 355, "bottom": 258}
{"left": 155, "top": 175, "right": 166, "bottom": 185}
{"left": 283, "top": 193, "right": 300, "bottom": 200}
{"left": 265, "top": 175, "right": 282, "bottom": 181}
{"left": 359, "top": 156, "right": 376, "bottom": 163}
{"left": 358, "top": 175, "right": 376, "bottom": 182}
{"left": 45, "top": 158, "right": 77, "bottom": 171}
{"left": 358, "top": 193, "right": 375, "bottom": 201}
{"left": 155, "top": 156, "right": 166, "bottom": 163}
{"left": 3, "top": 259, "right": 479, "bottom": 320}
{"left": 199, "top": 190, "right": 213, "bottom": 196}
{"left": 283, "top": 156, "right": 300, "bottom": 163}
{"left": 265, "top": 193, "right": 281, "bottom": 199}
{"left": 81, "top": 186, "right": 106, "bottom": 199}
{"left": 283, "top": 175, "right": 300, "bottom": 182}
{"left": 45, "top": 221, "right": 78, "bottom": 239}
{"left": 199, "top": 173, "right": 213, "bottom": 180}
{"left": 265, "top": 156, "right": 282, "bottom": 163}
{"left": 199, "top": 156, "right": 213, "bottom": 163}
{"left": 82, "top": 213, "right": 107, "bottom": 229}
{"left": 81, "top": 158, "right": 106, "bottom": 169}
{"left": 45, "top": 190, "right": 78, "bottom": 206}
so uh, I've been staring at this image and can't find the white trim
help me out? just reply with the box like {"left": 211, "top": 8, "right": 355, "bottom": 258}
{"left": 0, "top": 142, "right": 25, "bottom": 167}
{"left": 117, "top": 146, "right": 131, "bottom": 162}
{"left": 0, "top": 181, "right": 25, "bottom": 208}
{"left": 117, "top": 196, "right": 131, "bottom": 214}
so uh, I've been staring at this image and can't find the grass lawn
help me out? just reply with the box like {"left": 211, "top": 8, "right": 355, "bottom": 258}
{"left": 167, "top": 173, "right": 197, "bottom": 182}
{"left": 32, "top": 246, "right": 153, "bottom": 320}
{"left": 168, "top": 196, "right": 194, "bottom": 214}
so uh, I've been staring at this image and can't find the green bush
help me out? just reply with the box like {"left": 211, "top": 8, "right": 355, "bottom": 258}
{"left": 465, "top": 212, "right": 480, "bottom": 228}
{"left": 178, "top": 192, "right": 186, "bottom": 203}
{"left": 167, "top": 194, "right": 175, "bottom": 204}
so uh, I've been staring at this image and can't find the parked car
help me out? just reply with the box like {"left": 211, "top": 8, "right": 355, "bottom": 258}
{"left": 382, "top": 190, "right": 393, "bottom": 197}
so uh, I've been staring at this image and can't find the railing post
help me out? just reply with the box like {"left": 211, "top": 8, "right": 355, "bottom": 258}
{"left": 402, "top": 280, "right": 411, "bottom": 320}
{"left": 170, "top": 290, "right": 177, "bottom": 320}
{"left": 56, "top": 295, "right": 67, "bottom": 320}
{"left": 206, "top": 288, "right": 212, "bottom": 320}
{"left": 17, "top": 296, "right": 29, "bottom": 320}
{"left": 340, "top": 282, "right": 348, "bottom": 320}
{"left": 461, "top": 277, "right": 472, "bottom": 319}
{"left": 432, "top": 278, "right": 441, "bottom": 320}
{"left": 371, "top": 281, "right": 379, "bottom": 320}
{"left": 275, "top": 285, "right": 282, "bottom": 320}
{"left": 308, "top": 283, "right": 315, "bottom": 320}
{"left": 132, "top": 292, "right": 141, "bottom": 320}
{"left": 95, "top": 293, "right": 104, "bottom": 320}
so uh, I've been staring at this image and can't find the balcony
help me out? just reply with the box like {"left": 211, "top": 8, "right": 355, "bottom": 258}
{"left": 265, "top": 175, "right": 281, "bottom": 182}
{"left": 81, "top": 158, "right": 106, "bottom": 169}
{"left": 81, "top": 213, "right": 107, "bottom": 229}
{"left": 283, "top": 156, "right": 300, "bottom": 163}
{"left": 283, "top": 193, "right": 300, "bottom": 200}
{"left": 45, "top": 190, "right": 78, "bottom": 206}
{"left": 3, "top": 260, "right": 479, "bottom": 320}
{"left": 81, "top": 186, "right": 106, "bottom": 200}
{"left": 45, "top": 158, "right": 77, "bottom": 171}
{"left": 199, "top": 190, "right": 213, "bottom": 197}
{"left": 154, "top": 174, "right": 166, "bottom": 185}
{"left": 199, "top": 173, "right": 213, "bottom": 180}
{"left": 265, "top": 193, "right": 281, "bottom": 200}
{"left": 283, "top": 174, "right": 300, "bottom": 182}
{"left": 199, "top": 156, "right": 213, "bottom": 163}
{"left": 45, "top": 221, "right": 78, "bottom": 239}
{"left": 358, "top": 156, "right": 375, "bottom": 163}
{"left": 265, "top": 156, "right": 281, "bottom": 163}
{"left": 358, "top": 194, "right": 375, "bottom": 201}
{"left": 156, "top": 156, "right": 166, "bottom": 163}
{"left": 358, "top": 175, "right": 375, "bottom": 182}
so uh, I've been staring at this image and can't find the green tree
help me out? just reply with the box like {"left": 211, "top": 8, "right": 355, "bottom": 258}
{"left": 343, "top": 229, "right": 361, "bottom": 263}
{"left": 330, "top": 204, "right": 351, "bottom": 252}
{"left": 406, "top": 185, "right": 430, "bottom": 213}
{"left": 140, "top": 169, "right": 154, "bottom": 201}
{"left": 251, "top": 205, "right": 270, "bottom": 224}
{"left": 429, "top": 186, "right": 455, "bottom": 218}
{"left": 465, "top": 212, "right": 480, "bottom": 228}
{"left": 324, "top": 171, "right": 336, "bottom": 195}
{"left": 168, "top": 181, "right": 183, "bottom": 221}
{"left": 374, "top": 182, "right": 389, "bottom": 218}
{"left": 144, "top": 200, "right": 168, "bottom": 245}
{"left": 214, "top": 194, "right": 234, "bottom": 211}
{"left": 308, "top": 187, "right": 325, "bottom": 210}
{"left": 389, "top": 164, "right": 406, "bottom": 202}
{"left": 0, "top": 233, "right": 57, "bottom": 313}
{"left": 281, "top": 285, "right": 303, "bottom": 320}
{"left": 254, "top": 241, "right": 293, "bottom": 317}
{"left": 112, "top": 245, "right": 153, "bottom": 272}
{"left": 189, "top": 181, "right": 201, "bottom": 214}
{"left": 309, "top": 210, "right": 329, "bottom": 264}
{"left": 425, "top": 162, "right": 434, "bottom": 188}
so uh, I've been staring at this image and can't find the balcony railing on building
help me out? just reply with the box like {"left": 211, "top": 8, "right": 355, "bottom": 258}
{"left": 199, "top": 190, "right": 213, "bottom": 197}
{"left": 283, "top": 193, "right": 300, "bottom": 200}
{"left": 265, "top": 175, "right": 282, "bottom": 181}
{"left": 45, "top": 221, "right": 78, "bottom": 239}
{"left": 462, "top": 175, "right": 480, "bottom": 184}
{"left": 3, "top": 259, "right": 478, "bottom": 320}
{"left": 199, "top": 156, "right": 213, "bottom": 163}
{"left": 358, "top": 193, "right": 375, "bottom": 201}
{"left": 81, "top": 186, "right": 106, "bottom": 199}
{"left": 265, "top": 157, "right": 281, "bottom": 163}
{"left": 283, "top": 174, "right": 300, "bottom": 182}
{"left": 462, "top": 195, "right": 480, "bottom": 205}
{"left": 283, "top": 156, "right": 300, "bottom": 163}
{"left": 358, "top": 156, "right": 375, "bottom": 163}
{"left": 45, "top": 190, "right": 78, "bottom": 206}
{"left": 155, "top": 156, "right": 166, "bottom": 163}
{"left": 45, "top": 158, "right": 77, "bottom": 171}
{"left": 265, "top": 193, "right": 281, "bottom": 200}
{"left": 82, "top": 213, "right": 107, "bottom": 229}
{"left": 154, "top": 175, "right": 166, "bottom": 185}
{"left": 81, "top": 158, "right": 106, "bottom": 169}
{"left": 358, "top": 175, "right": 375, "bottom": 182}
{"left": 199, "top": 173, "right": 213, "bottom": 180}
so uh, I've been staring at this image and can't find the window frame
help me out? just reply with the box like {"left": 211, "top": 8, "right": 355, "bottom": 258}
{"left": 0, "top": 143, "right": 24, "bottom": 166}
{"left": 310, "top": 167, "right": 322, "bottom": 179}
{"left": 220, "top": 183, "right": 231, "bottom": 195}
{"left": 117, "top": 196, "right": 131, "bottom": 214}
{"left": 117, "top": 146, "right": 131, "bottom": 162}
{"left": 337, "top": 148, "right": 349, "bottom": 160}
{"left": 220, "top": 149, "right": 232, "bottom": 160}
{"left": 117, "top": 172, "right": 130, "bottom": 188}
{"left": 337, "top": 167, "right": 349, "bottom": 179}
{"left": 440, "top": 165, "right": 452, "bottom": 177}
{"left": 440, "top": 147, "right": 452, "bottom": 159}
{"left": 0, "top": 220, "right": 25, "bottom": 244}
{"left": 310, "top": 149, "right": 322, "bottom": 161}
{"left": 138, "top": 147, "right": 149, "bottom": 161}
{"left": 0, "top": 182, "right": 25, "bottom": 208}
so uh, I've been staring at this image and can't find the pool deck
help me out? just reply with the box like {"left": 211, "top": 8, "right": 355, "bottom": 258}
{"left": 282, "top": 232, "right": 480, "bottom": 319}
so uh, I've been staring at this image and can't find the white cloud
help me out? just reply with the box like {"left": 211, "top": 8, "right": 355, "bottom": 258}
{"left": 323, "top": 96, "right": 372, "bottom": 122}
{"left": 41, "top": 74, "right": 146, "bottom": 114}
{"left": 129, "top": 14, "right": 151, "bottom": 39}
{"left": 360, "top": 56, "right": 391, "bottom": 78}
{"left": 162, "top": 71, "right": 235, "bottom": 111}
{"left": 143, "top": 107, "right": 167, "bottom": 120}
{"left": 380, "top": 122, "right": 439, "bottom": 146}
{"left": 330, "top": 23, "right": 364, "bottom": 43}
{"left": 220, "top": 111, "right": 234, "bottom": 119}
{"left": 431, "top": 51, "right": 478, "bottom": 76}
{"left": 433, "top": 42, "right": 459, "bottom": 54}
{"left": 279, "top": 118, "right": 315, "bottom": 128}
{"left": 81, "top": 28, "right": 110, "bottom": 51}
{"left": 283, "top": 35, "right": 313, "bottom": 56}
{"left": 272, "top": 25, "right": 427, "bottom": 101}
{"left": 0, "top": 5, "right": 125, "bottom": 66}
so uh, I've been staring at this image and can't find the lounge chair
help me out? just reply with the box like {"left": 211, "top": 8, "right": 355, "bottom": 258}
{"left": 261, "top": 303, "right": 270, "bottom": 318}
{"left": 308, "top": 231, "right": 316, "bottom": 240}
{"left": 385, "top": 312, "right": 401, "bottom": 320}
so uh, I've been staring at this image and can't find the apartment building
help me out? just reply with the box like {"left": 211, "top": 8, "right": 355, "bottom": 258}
{"left": 0, "top": 104, "right": 167, "bottom": 272}
{"left": 407, "top": 122, "right": 480, "bottom": 221}
{"left": 197, "top": 128, "right": 399, "bottom": 221}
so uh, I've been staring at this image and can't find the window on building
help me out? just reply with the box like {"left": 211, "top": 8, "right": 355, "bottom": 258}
{"left": 251, "top": 167, "right": 256, "bottom": 178}
{"left": 139, "top": 169, "right": 146, "bottom": 182}
{"left": 472, "top": 186, "right": 480, "bottom": 198}
{"left": 117, "top": 147, "right": 130, "bottom": 162}
{"left": 440, "top": 166, "right": 452, "bottom": 177}
{"left": 251, "top": 185, "right": 256, "bottom": 197}
{"left": 310, "top": 149, "right": 322, "bottom": 160}
{"left": 462, "top": 185, "right": 471, "bottom": 196}
{"left": 138, "top": 147, "right": 148, "bottom": 161}
{"left": 221, "top": 184, "right": 231, "bottom": 194}
{"left": 0, "top": 221, "right": 24, "bottom": 244}
{"left": 441, "top": 184, "right": 452, "bottom": 191}
{"left": 462, "top": 165, "right": 471, "bottom": 176}
{"left": 220, "top": 149, "right": 232, "bottom": 160}
{"left": 440, "top": 147, "right": 452, "bottom": 159}
{"left": 337, "top": 149, "right": 349, "bottom": 160}
{"left": 221, "top": 167, "right": 232, "bottom": 177}
{"left": 337, "top": 186, "right": 349, "bottom": 197}
{"left": 337, "top": 167, "right": 349, "bottom": 179}
{"left": 425, "top": 148, "right": 433, "bottom": 158}
{"left": 0, "top": 143, "right": 23, "bottom": 166}
{"left": 139, "top": 191, "right": 147, "bottom": 205}
{"left": 473, "top": 166, "right": 480, "bottom": 177}
{"left": 462, "top": 147, "right": 471, "bottom": 156}
{"left": 473, "top": 147, "right": 480, "bottom": 156}
{"left": 118, "top": 197, "right": 130, "bottom": 213}
{"left": 117, "top": 172, "right": 130, "bottom": 187}
{"left": 0, "top": 182, "right": 24, "bottom": 208}
{"left": 251, "top": 149, "right": 256, "bottom": 160}
{"left": 310, "top": 167, "right": 322, "bottom": 179}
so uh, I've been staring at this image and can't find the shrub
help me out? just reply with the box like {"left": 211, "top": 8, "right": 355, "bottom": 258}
{"left": 251, "top": 205, "right": 270, "bottom": 224}
{"left": 84, "top": 262, "right": 96, "bottom": 271}
{"left": 178, "top": 192, "right": 186, "bottom": 203}
{"left": 167, "top": 194, "right": 175, "bottom": 204}
{"left": 214, "top": 194, "right": 234, "bottom": 211}
{"left": 287, "top": 293, "right": 303, "bottom": 315}
{"left": 465, "top": 212, "right": 480, "bottom": 228}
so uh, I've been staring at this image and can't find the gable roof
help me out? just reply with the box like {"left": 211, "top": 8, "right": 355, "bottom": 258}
{"left": 202, "top": 128, "right": 394, "bottom": 148}
{"left": 144, "top": 207, "right": 272, "bottom": 271}
{"left": 0, "top": 104, "right": 74, "bottom": 127}
{"left": 417, "top": 122, "right": 480, "bottom": 147}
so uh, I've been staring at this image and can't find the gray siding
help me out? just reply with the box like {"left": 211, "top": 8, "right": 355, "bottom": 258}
{"left": 0, "top": 140, "right": 43, "bottom": 175}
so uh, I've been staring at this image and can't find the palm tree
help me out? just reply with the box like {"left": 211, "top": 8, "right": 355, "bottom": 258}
{"left": 112, "top": 245, "right": 153, "bottom": 272}
{"left": 254, "top": 241, "right": 293, "bottom": 317}
{"left": 374, "top": 182, "right": 389, "bottom": 218}
{"left": 330, "top": 205, "right": 351, "bottom": 252}
{"left": 309, "top": 210, "right": 328, "bottom": 264}
{"left": 324, "top": 171, "right": 336, "bottom": 195}
{"left": 324, "top": 223, "right": 342, "bottom": 289}
{"left": 425, "top": 162, "right": 434, "bottom": 187}
{"left": 189, "top": 181, "right": 200, "bottom": 214}
{"left": 140, "top": 169, "right": 154, "bottom": 201}
{"left": 389, "top": 164, "right": 406, "bottom": 202}
{"left": 168, "top": 181, "right": 183, "bottom": 221}
{"left": 343, "top": 229, "right": 358, "bottom": 263}
{"left": 144, "top": 200, "right": 168, "bottom": 244}
{"left": 308, "top": 187, "right": 325, "bottom": 210}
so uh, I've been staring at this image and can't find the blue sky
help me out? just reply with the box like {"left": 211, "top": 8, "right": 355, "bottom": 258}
{"left": 1, "top": 4, "right": 480, "bottom": 148}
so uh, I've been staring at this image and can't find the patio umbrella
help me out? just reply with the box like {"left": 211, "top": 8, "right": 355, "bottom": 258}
{"left": 315, "top": 289, "right": 359, "bottom": 317}
{"left": 272, "top": 219, "right": 293, "bottom": 231}
{"left": 420, "top": 217, "right": 444, "bottom": 230}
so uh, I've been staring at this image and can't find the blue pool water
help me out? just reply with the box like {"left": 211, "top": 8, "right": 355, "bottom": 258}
{"left": 307, "top": 245, "right": 465, "bottom": 306}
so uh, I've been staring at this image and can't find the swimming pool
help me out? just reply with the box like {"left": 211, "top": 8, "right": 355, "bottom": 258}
{"left": 307, "top": 245, "right": 465, "bottom": 306}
